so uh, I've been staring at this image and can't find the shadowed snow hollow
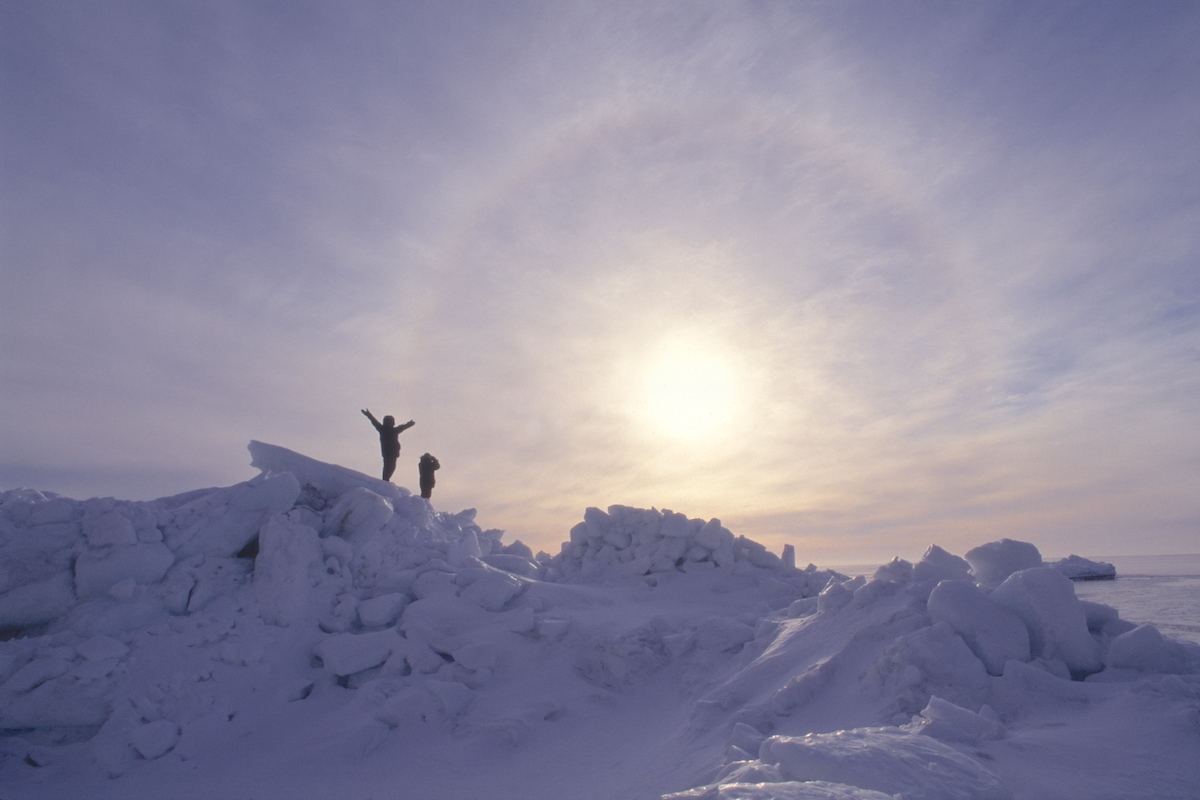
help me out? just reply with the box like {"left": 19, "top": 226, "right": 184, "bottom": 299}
{"left": 0, "top": 443, "right": 1197, "bottom": 800}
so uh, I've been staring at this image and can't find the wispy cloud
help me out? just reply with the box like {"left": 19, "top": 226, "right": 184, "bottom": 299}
{"left": 3, "top": 1, "right": 1197, "bottom": 563}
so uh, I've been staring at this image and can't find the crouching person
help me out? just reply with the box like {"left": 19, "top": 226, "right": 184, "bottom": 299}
{"left": 419, "top": 453, "right": 440, "bottom": 499}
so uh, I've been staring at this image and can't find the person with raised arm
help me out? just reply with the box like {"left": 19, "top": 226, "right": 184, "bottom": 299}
{"left": 361, "top": 409, "right": 414, "bottom": 482}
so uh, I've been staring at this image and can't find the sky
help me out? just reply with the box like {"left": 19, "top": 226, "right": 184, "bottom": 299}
{"left": 2, "top": 0, "right": 1198, "bottom": 565}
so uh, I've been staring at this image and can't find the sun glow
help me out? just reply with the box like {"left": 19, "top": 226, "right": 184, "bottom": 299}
{"left": 635, "top": 334, "right": 744, "bottom": 445}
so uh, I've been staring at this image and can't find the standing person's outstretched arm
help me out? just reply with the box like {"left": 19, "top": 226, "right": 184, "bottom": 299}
{"left": 361, "top": 408, "right": 383, "bottom": 431}
{"left": 398, "top": 420, "right": 415, "bottom": 432}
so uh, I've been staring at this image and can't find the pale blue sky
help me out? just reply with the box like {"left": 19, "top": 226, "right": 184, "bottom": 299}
{"left": 3, "top": 1, "right": 1198, "bottom": 563}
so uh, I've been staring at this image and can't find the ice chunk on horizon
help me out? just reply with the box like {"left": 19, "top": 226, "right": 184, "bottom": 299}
{"left": 1047, "top": 554, "right": 1116, "bottom": 581}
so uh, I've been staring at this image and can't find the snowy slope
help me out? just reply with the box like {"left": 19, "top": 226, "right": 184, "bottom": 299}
{"left": 1, "top": 443, "right": 1198, "bottom": 800}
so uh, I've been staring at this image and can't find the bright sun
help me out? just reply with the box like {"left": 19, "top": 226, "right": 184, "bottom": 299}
{"left": 636, "top": 334, "right": 744, "bottom": 444}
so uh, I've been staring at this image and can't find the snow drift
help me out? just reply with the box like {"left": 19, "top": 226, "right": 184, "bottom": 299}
{"left": 1, "top": 442, "right": 1197, "bottom": 799}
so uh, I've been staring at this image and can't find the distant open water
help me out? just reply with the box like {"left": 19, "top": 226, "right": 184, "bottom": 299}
{"left": 828, "top": 554, "right": 1200, "bottom": 646}
{"left": 1070, "top": 554, "right": 1200, "bottom": 646}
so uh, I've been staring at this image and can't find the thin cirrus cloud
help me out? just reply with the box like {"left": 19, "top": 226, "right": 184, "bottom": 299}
{"left": 1, "top": 1, "right": 1197, "bottom": 564}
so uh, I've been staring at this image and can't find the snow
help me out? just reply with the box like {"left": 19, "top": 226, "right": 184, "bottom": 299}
{"left": 356, "top": 592, "right": 409, "bottom": 629}
{"left": 165, "top": 471, "right": 301, "bottom": 559}
{"left": 1106, "top": 624, "right": 1200, "bottom": 675}
{"left": 313, "top": 630, "right": 401, "bottom": 677}
{"left": 927, "top": 580, "right": 1030, "bottom": 676}
{"left": 964, "top": 539, "right": 1043, "bottom": 590}
{"left": 1, "top": 443, "right": 1198, "bottom": 799}
{"left": 907, "top": 695, "right": 1006, "bottom": 744}
{"left": 989, "top": 567, "right": 1103, "bottom": 678}
{"left": 0, "top": 574, "right": 77, "bottom": 628}
{"left": 253, "top": 515, "right": 326, "bottom": 627}
{"left": 757, "top": 728, "right": 1012, "bottom": 800}
{"left": 129, "top": 719, "right": 179, "bottom": 761}
{"left": 74, "top": 542, "right": 175, "bottom": 598}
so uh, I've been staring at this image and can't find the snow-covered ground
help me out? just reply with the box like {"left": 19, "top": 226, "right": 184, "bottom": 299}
{"left": 1, "top": 443, "right": 1198, "bottom": 800}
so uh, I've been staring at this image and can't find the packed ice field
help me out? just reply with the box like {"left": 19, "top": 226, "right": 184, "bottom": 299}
{"left": 1, "top": 442, "right": 1197, "bottom": 800}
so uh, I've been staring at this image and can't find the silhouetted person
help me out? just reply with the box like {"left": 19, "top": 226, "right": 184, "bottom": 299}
{"left": 361, "top": 409, "right": 414, "bottom": 482}
{"left": 418, "top": 453, "right": 440, "bottom": 499}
